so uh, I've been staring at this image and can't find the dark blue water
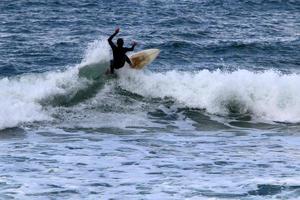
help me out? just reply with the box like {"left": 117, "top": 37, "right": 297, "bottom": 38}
{"left": 0, "top": 0, "right": 300, "bottom": 199}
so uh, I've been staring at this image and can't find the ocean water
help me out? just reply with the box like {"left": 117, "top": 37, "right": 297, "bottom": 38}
{"left": 0, "top": 0, "right": 300, "bottom": 199}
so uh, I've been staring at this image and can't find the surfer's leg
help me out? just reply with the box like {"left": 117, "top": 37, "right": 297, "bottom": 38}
{"left": 106, "top": 60, "right": 114, "bottom": 75}
{"left": 110, "top": 65, "right": 114, "bottom": 74}
{"left": 110, "top": 60, "right": 115, "bottom": 74}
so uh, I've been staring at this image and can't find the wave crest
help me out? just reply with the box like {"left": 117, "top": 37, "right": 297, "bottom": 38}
{"left": 118, "top": 69, "right": 300, "bottom": 122}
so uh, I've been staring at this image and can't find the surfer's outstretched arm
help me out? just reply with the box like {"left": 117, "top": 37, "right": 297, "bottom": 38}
{"left": 125, "top": 41, "right": 137, "bottom": 52}
{"left": 108, "top": 28, "right": 119, "bottom": 47}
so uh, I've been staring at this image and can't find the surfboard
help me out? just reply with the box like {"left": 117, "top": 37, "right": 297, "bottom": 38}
{"left": 129, "top": 48, "right": 160, "bottom": 69}
{"left": 78, "top": 48, "right": 160, "bottom": 80}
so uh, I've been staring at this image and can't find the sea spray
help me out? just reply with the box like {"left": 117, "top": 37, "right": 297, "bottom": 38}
{"left": 80, "top": 38, "right": 111, "bottom": 67}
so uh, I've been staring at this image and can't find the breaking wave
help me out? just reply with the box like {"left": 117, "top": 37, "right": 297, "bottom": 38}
{"left": 118, "top": 68, "right": 300, "bottom": 123}
{"left": 1, "top": 39, "right": 300, "bottom": 130}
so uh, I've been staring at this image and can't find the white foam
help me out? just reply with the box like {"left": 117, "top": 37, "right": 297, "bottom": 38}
{"left": 0, "top": 39, "right": 112, "bottom": 130}
{"left": 117, "top": 68, "right": 300, "bottom": 123}
{"left": 0, "top": 67, "right": 82, "bottom": 130}
{"left": 79, "top": 38, "right": 111, "bottom": 67}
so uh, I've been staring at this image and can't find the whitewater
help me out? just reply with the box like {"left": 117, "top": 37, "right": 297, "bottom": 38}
{"left": 1, "top": 39, "right": 300, "bottom": 130}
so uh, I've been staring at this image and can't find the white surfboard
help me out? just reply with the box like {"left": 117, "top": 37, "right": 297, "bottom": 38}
{"left": 78, "top": 48, "right": 160, "bottom": 80}
{"left": 129, "top": 48, "right": 160, "bottom": 69}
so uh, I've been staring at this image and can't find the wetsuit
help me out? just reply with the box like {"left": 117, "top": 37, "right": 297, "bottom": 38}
{"left": 108, "top": 32, "right": 135, "bottom": 74}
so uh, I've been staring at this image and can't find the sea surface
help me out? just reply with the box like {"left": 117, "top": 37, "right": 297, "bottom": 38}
{"left": 0, "top": 0, "right": 300, "bottom": 199}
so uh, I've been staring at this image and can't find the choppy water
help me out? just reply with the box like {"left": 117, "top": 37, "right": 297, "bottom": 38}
{"left": 0, "top": 0, "right": 300, "bottom": 199}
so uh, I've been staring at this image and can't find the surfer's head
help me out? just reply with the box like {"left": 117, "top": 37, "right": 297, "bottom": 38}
{"left": 117, "top": 38, "right": 124, "bottom": 47}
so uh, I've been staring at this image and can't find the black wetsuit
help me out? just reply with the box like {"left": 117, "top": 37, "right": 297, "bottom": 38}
{"left": 108, "top": 32, "right": 135, "bottom": 74}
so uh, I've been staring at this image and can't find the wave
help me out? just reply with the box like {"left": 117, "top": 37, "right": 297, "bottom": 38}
{"left": 1, "top": 38, "right": 300, "bottom": 130}
{"left": 0, "top": 39, "right": 111, "bottom": 130}
{"left": 117, "top": 68, "right": 300, "bottom": 123}
{"left": 0, "top": 67, "right": 86, "bottom": 129}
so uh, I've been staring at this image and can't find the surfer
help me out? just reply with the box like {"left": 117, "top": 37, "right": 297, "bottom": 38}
{"left": 107, "top": 27, "right": 137, "bottom": 74}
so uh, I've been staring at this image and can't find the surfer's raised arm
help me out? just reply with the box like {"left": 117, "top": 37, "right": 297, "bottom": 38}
{"left": 108, "top": 27, "right": 119, "bottom": 47}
